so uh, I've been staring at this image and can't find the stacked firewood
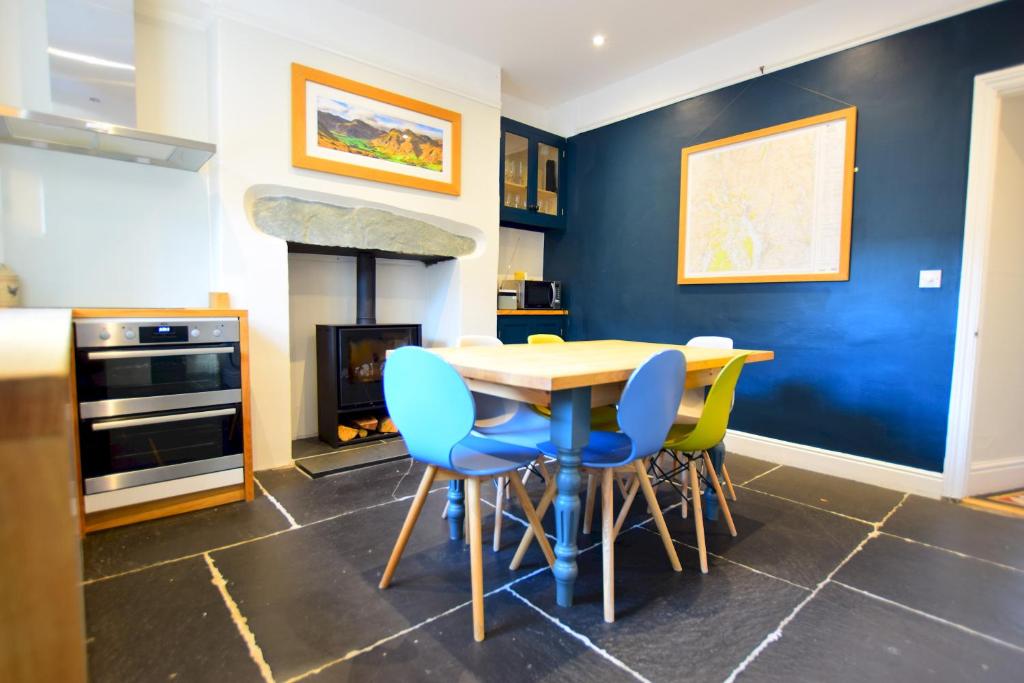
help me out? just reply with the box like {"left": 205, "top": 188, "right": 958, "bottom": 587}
{"left": 336, "top": 415, "right": 398, "bottom": 441}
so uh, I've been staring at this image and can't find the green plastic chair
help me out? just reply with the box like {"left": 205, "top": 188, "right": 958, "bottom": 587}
{"left": 662, "top": 352, "right": 748, "bottom": 573}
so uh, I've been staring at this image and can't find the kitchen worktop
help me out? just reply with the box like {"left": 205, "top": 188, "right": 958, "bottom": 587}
{"left": 496, "top": 309, "right": 568, "bottom": 316}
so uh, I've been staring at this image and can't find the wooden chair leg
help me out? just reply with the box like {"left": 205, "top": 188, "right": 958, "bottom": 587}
{"left": 380, "top": 465, "right": 438, "bottom": 589}
{"left": 510, "top": 474, "right": 556, "bottom": 570}
{"left": 689, "top": 459, "right": 708, "bottom": 573}
{"left": 702, "top": 451, "right": 737, "bottom": 537}
{"left": 466, "top": 477, "right": 485, "bottom": 642}
{"left": 612, "top": 474, "right": 640, "bottom": 539}
{"left": 582, "top": 473, "right": 597, "bottom": 534}
{"left": 493, "top": 476, "right": 506, "bottom": 552}
{"left": 602, "top": 468, "right": 615, "bottom": 623}
{"left": 633, "top": 460, "right": 682, "bottom": 572}
{"left": 680, "top": 457, "right": 689, "bottom": 519}
{"left": 463, "top": 510, "right": 468, "bottom": 545}
{"left": 722, "top": 462, "right": 737, "bottom": 501}
{"left": 508, "top": 475, "right": 555, "bottom": 568}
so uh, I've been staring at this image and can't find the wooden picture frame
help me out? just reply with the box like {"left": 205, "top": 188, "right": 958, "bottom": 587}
{"left": 291, "top": 63, "right": 461, "bottom": 195}
{"left": 677, "top": 107, "right": 856, "bottom": 284}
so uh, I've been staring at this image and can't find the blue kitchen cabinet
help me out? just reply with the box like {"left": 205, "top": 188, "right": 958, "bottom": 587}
{"left": 500, "top": 117, "right": 567, "bottom": 231}
{"left": 496, "top": 314, "right": 567, "bottom": 344}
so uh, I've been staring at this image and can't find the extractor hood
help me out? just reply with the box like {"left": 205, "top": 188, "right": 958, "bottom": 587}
{"left": 0, "top": 105, "right": 215, "bottom": 171}
{"left": 0, "top": 0, "right": 215, "bottom": 172}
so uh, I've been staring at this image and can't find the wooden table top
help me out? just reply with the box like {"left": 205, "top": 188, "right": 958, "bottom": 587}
{"left": 430, "top": 340, "right": 773, "bottom": 392}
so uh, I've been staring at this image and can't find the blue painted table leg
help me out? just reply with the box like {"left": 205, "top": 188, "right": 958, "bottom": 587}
{"left": 550, "top": 387, "right": 591, "bottom": 607}
{"left": 447, "top": 480, "right": 464, "bottom": 540}
{"left": 703, "top": 441, "right": 726, "bottom": 521}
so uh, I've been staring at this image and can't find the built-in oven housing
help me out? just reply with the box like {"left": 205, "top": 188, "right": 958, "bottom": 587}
{"left": 74, "top": 318, "right": 244, "bottom": 502}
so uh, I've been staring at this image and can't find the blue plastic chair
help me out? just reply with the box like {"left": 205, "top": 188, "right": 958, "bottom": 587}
{"left": 454, "top": 335, "right": 554, "bottom": 553}
{"left": 511, "top": 349, "right": 687, "bottom": 623}
{"left": 378, "top": 346, "right": 555, "bottom": 642}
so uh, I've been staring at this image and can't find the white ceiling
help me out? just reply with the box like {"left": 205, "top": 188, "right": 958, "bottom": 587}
{"left": 329, "top": 0, "right": 820, "bottom": 106}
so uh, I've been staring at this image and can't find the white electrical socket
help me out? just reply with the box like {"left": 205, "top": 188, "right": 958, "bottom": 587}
{"left": 919, "top": 270, "right": 942, "bottom": 288}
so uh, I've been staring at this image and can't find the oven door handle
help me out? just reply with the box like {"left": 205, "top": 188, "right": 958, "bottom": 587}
{"left": 87, "top": 347, "right": 235, "bottom": 360}
{"left": 91, "top": 407, "right": 237, "bottom": 431}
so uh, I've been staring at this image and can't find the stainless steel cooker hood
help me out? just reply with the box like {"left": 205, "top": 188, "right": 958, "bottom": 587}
{"left": 0, "top": 0, "right": 215, "bottom": 172}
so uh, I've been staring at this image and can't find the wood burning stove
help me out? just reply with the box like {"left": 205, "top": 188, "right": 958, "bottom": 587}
{"left": 314, "top": 251, "right": 420, "bottom": 447}
{"left": 315, "top": 323, "right": 420, "bottom": 447}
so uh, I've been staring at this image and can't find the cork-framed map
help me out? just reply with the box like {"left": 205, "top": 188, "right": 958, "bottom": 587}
{"left": 677, "top": 107, "right": 856, "bottom": 284}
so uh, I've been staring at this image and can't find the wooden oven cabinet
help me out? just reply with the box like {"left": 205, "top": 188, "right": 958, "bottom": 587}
{"left": 71, "top": 308, "right": 255, "bottom": 534}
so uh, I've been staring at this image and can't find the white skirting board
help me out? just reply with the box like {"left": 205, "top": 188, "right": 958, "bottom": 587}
{"left": 966, "top": 456, "right": 1024, "bottom": 497}
{"left": 724, "top": 430, "right": 944, "bottom": 499}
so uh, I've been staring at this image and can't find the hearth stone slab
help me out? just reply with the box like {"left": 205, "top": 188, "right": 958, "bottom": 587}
{"left": 252, "top": 196, "right": 476, "bottom": 258}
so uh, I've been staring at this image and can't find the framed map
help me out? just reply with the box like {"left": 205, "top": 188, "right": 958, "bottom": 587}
{"left": 677, "top": 108, "right": 856, "bottom": 284}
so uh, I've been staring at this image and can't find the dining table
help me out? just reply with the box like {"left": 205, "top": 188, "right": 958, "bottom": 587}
{"left": 429, "top": 339, "right": 774, "bottom": 608}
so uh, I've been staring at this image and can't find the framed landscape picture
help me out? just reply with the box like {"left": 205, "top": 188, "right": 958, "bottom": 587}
{"left": 291, "top": 63, "right": 461, "bottom": 195}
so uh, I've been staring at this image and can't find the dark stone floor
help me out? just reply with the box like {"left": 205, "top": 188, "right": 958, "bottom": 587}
{"left": 82, "top": 454, "right": 1024, "bottom": 682}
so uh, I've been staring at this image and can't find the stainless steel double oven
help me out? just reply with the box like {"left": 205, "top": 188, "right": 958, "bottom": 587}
{"left": 74, "top": 317, "right": 244, "bottom": 509}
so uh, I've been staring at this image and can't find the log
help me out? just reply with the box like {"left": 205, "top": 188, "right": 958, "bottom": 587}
{"left": 351, "top": 416, "right": 379, "bottom": 431}
{"left": 337, "top": 424, "right": 360, "bottom": 441}
{"left": 379, "top": 417, "right": 398, "bottom": 433}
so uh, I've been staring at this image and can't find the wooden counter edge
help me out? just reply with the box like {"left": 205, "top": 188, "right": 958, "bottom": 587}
{"left": 496, "top": 309, "right": 569, "bottom": 316}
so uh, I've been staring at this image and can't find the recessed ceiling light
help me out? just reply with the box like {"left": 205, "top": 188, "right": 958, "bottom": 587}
{"left": 592, "top": 34, "right": 606, "bottom": 47}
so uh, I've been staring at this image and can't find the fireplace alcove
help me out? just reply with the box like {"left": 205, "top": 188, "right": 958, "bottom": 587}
{"left": 248, "top": 187, "right": 482, "bottom": 476}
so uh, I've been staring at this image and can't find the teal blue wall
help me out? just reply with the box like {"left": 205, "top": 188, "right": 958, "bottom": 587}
{"left": 544, "top": 0, "right": 1024, "bottom": 471}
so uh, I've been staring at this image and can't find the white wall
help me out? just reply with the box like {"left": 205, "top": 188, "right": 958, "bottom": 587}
{"left": 209, "top": 16, "right": 501, "bottom": 467}
{"left": 497, "top": 226, "right": 544, "bottom": 285}
{"left": 967, "top": 94, "right": 1024, "bottom": 477}
{"left": 0, "top": 0, "right": 211, "bottom": 308}
{"left": 288, "top": 253, "right": 429, "bottom": 439}
{"left": 547, "top": 0, "right": 999, "bottom": 135}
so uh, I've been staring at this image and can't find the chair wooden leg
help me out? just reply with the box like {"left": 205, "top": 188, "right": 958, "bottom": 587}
{"left": 612, "top": 474, "right": 640, "bottom": 539}
{"left": 602, "top": 468, "right": 615, "bottom": 623}
{"left": 463, "top": 510, "right": 468, "bottom": 545}
{"left": 680, "top": 457, "right": 689, "bottom": 519}
{"left": 493, "top": 476, "right": 506, "bottom": 552}
{"left": 633, "top": 460, "right": 682, "bottom": 572}
{"left": 380, "top": 465, "right": 438, "bottom": 589}
{"left": 466, "top": 477, "right": 485, "bottom": 642}
{"left": 702, "top": 451, "right": 737, "bottom": 537}
{"left": 508, "top": 475, "right": 555, "bottom": 568}
{"left": 689, "top": 459, "right": 708, "bottom": 574}
{"left": 722, "top": 462, "right": 737, "bottom": 501}
{"left": 582, "top": 473, "right": 597, "bottom": 534}
{"left": 510, "top": 474, "right": 556, "bottom": 570}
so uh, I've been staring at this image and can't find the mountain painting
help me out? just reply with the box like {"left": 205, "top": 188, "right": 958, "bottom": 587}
{"left": 316, "top": 96, "right": 445, "bottom": 173}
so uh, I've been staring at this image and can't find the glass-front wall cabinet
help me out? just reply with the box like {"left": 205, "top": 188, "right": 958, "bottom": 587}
{"left": 500, "top": 117, "right": 566, "bottom": 230}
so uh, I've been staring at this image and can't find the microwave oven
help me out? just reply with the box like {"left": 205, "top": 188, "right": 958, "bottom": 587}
{"left": 500, "top": 279, "right": 562, "bottom": 309}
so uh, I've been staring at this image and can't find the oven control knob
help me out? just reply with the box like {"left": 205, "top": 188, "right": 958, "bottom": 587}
{"left": 98, "top": 330, "right": 110, "bottom": 341}
{"left": 124, "top": 330, "right": 136, "bottom": 340}
{"left": 212, "top": 328, "right": 222, "bottom": 338}
{"left": 191, "top": 328, "right": 200, "bottom": 338}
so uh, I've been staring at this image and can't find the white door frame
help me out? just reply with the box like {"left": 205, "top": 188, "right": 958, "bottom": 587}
{"left": 943, "top": 63, "right": 1024, "bottom": 499}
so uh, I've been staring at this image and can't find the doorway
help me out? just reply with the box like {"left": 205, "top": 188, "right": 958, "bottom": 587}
{"left": 945, "top": 65, "right": 1024, "bottom": 503}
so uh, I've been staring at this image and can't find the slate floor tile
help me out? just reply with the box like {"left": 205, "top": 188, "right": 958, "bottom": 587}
{"left": 885, "top": 495, "right": 1024, "bottom": 570}
{"left": 741, "top": 465, "right": 905, "bottom": 522}
{"left": 304, "top": 590, "right": 626, "bottom": 682}
{"left": 514, "top": 527, "right": 808, "bottom": 682}
{"left": 256, "top": 459, "right": 437, "bottom": 526}
{"left": 722, "top": 452, "right": 780, "bottom": 485}
{"left": 209, "top": 490, "right": 556, "bottom": 681}
{"left": 834, "top": 534, "right": 1024, "bottom": 648}
{"left": 739, "top": 582, "right": 1024, "bottom": 682}
{"left": 85, "top": 556, "right": 263, "bottom": 682}
{"left": 657, "top": 486, "right": 871, "bottom": 588}
{"left": 82, "top": 489, "right": 291, "bottom": 581}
